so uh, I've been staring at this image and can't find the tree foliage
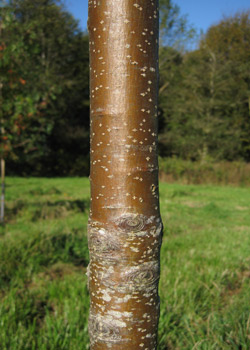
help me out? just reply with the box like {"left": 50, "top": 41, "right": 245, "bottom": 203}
{"left": 159, "top": 0, "right": 196, "bottom": 48}
{"left": 159, "top": 11, "right": 250, "bottom": 162}
{"left": 1, "top": 2, "right": 250, "bottom": 177}
{"left": 1, "top": 4, "right": 47, "bottom": 162}
{"left": 2, "top": 0, "right": 89, "bottom": 175}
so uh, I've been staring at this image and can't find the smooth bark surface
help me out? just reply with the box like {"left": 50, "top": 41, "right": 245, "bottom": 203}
{"left": 87, "top": 1, "right": 162, "bottom": 349}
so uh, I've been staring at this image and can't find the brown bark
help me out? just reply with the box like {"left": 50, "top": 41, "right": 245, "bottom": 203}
{"left": 87, "top": 1, "right": 162, "bottom": 349}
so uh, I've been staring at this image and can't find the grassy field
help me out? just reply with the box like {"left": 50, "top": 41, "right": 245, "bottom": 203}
{"left": 0, "top": 177, "right": 250, "bottom": 350}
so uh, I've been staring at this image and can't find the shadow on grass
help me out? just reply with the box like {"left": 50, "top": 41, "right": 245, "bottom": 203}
{"left": 5, "top": 200, "right": 26, "bottom": 221}
{"left": 5, "top": 198, "right": 90, "bottom": 222}
{"left": 12, "top": 290, "right": 54, "bottom": 328}
{"left": 0, "top": 228, "right": 89, "bottom": 290}
{"left": 29, "top": 186, "right": 62, "bottom": 196}
{"left": 31, "top": 199, "right": 90, "bottom": 221}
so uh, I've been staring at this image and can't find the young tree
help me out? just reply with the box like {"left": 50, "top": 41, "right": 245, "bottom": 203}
{"left": 87, "top": 0, "right": 163, "bottom": 349}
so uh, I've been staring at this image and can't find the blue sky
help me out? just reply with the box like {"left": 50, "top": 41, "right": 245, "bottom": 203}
{"left": 64, "top": 0, "right": 250, "bottom": 34}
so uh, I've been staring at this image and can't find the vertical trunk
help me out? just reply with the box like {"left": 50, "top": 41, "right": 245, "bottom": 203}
{"left": 87, "top": 1, "right": 162, "bottom": 349}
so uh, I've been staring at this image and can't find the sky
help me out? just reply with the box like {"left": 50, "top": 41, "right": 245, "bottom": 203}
{"left": 64, "top": 0, "right": 250, "bottom": 35}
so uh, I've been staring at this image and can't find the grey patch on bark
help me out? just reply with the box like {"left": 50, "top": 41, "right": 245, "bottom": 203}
{"left": 117, "top": 214, "right": 147, "bottom": 233}
{"left": 89, "top": 313, "right": 126, "bottom": 346}
{"left": 88, "top": 225, "right": 121, "bottom": 260}
{"left": 96, "top": 260, "right": 160, "bottom": 293}
{"left": 151, "top": 221, "right": 163, "bottom": 239}
{"left": 122, "top": 261, "right": 160, "bottom": 292}
{"left": 117, "top": 214, "right": 163, "bottom": 238}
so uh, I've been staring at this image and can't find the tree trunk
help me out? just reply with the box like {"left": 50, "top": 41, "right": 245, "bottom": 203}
{"left": 87, "top": 1, "right": 162, "bottom": 349}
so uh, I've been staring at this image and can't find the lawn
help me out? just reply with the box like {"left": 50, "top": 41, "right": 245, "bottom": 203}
{"left": 0, "top": 177, "right": 250, "bottom": 350}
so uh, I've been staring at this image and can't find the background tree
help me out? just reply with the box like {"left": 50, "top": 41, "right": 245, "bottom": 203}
{"left": 3, "top": 0, "right": 90, "bottom": 176}
{"left": 159, "top": 10, "right": 250, "bottom": 162}
{"left": 159, "top": 0, "right": 196, "bottom": 48}
{"left": 157, "top": 0, "right": 197, "bottom": 157}
{"left": 1, "top": 4, "right": 45, "bottom": 222}
{"left": 200, "top": 11, "right": 250, "bottom": 160}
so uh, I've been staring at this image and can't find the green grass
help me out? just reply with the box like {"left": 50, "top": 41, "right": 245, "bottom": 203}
{"left": 1, "top": 177, "right": 250, "bottom": 350}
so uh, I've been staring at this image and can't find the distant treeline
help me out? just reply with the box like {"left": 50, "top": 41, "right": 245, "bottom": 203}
{"left": 1, "top": 0, "right": 250, "bottom": 177}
